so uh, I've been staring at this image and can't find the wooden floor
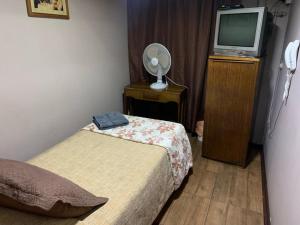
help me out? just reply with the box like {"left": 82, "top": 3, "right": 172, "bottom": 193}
{"left": 154, "top": 136, "right": 264, "bottom": 225}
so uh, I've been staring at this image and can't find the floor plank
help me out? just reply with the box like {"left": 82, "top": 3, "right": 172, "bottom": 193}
{"left": 212, "top": 165, "right": 234, "bottom": 203}
{"left": 247, "top": 176, "right": 263, "bottom": 213}
{"left": 195, "top": 170, "right": 217, "bottom": 199}
{"left": 248, "top": 159, "right": 262, "bottom": 182}
{"left": 246, "top": 210, "right": 264, "bottom": 225}
{"left": 229, "top": 168, "right": 248, "bottom": 209}
{"left": 163, "top": 194, "right": 197, "bottom": 225}
{"left": 225, "top": 204, "right": 247, "bottom": 225}
{"left": 183, "top": 173, "right": 202, "bottom": 195}
{"left": 155, "top": 137, "right": 264, "bottom": 225}
{"left": 205, "top": 201, "right": 227, "bottom": 225}
{"left": 184, "top": 197, "right": 210, "bottom": 225}
{"left": 206, "top": 160, "right": 224, "bottom": 173}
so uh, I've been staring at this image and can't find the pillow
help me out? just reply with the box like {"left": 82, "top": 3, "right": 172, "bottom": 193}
{"left": 0, "top": 159, "right": 108, "bottom": 218}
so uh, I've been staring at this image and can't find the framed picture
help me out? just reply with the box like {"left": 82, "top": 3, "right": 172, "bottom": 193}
{"left": 26, "top": 0, "right": 70, "bottom": 19}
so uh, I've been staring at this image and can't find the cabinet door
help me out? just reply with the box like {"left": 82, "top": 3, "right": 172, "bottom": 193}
{"left": 203, "top": 58, "right": 260, "bottom": 166}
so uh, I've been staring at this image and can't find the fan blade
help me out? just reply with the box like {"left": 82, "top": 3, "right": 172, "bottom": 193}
{"left": 157, "top": 53, "right": 170, "bottom": 69}
{"left": 147, "top": 61, "right": 158, "bottom": 74}
{"left": 147, "top": 46, "right": 159, "bottom": 59}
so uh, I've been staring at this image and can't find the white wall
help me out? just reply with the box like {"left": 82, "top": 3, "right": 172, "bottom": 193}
{"left": 0, "top": 0, "right": 130, "bottom": 161}
{"left": 244, "top": 1, "right": 300, "bottom": 224}
{"left": 242, "top": 0, "right": 290, "bottom": 144}
{"left": 263, "top": 1, "right": 300, "bottom": 224}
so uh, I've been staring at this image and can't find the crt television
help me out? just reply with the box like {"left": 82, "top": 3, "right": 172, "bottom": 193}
{"left": 214, "top": 7, "right": 267, "bottom": 57}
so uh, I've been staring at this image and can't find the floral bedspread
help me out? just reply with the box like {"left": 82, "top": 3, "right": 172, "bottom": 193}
{"left": 83, "top": 115, "right": 193, "bottom": 190}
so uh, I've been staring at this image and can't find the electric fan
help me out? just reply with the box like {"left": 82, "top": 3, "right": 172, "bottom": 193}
{"left": 143, "top": 43, "right": 171, "bottom": 90}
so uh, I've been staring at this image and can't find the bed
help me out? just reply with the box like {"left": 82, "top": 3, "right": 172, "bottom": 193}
{"left": 0, "top": 116, "right": 192, "bottom": 225}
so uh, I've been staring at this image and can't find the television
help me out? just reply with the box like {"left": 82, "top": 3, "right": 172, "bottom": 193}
{"left": 214, "top": 7, "right": 267, "bottom": 57}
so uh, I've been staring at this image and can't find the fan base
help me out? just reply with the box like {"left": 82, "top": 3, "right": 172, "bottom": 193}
{"left": 150, "top": 82, "right": 168, "bottom": 91}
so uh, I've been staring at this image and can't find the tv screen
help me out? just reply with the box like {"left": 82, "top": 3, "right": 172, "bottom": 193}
{"left": 218, "top": 13, "right": 259, "bottom": 47}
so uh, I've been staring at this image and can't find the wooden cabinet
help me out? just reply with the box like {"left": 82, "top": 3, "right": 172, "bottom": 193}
{"left": 202, "top": 55, "right": 261, "bottom": 167}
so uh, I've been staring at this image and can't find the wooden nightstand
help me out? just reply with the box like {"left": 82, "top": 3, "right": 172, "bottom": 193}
{"left": 123, "top": 83, "right": 187, "bottom": 124}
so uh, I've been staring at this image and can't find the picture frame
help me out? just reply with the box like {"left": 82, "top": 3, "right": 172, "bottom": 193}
{"left": 26, "top": 0, "right": 70, "bottom": 19}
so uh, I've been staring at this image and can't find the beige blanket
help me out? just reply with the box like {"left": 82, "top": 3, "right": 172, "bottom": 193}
{"left": 0, "top": 130, "right": 174, "bottom": 225}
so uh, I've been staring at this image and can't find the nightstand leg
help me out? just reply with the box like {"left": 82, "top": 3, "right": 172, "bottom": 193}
{"left": 182, "top": 98, "right": 187, "bottom": 126}
{"left": 128, "top": 98, "right": 133, "bottom": 115}
{"left": 123, "top": 94, "right": 128, "bottom": 115}
{"left": 177, "top": 103, "right": 181, "bottom": 123}
{"left": 180, "top": 101, "right": 184, "bottom": 124}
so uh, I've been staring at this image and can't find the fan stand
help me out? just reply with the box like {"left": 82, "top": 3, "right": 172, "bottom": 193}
{"left": 150, "top": 66, "right": 168, "bottom": 91}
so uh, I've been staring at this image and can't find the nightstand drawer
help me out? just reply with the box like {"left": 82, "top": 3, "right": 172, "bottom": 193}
{"left": 142, "top": 91, "right": 160, "bottom": 101}
{"left": 125, "top": 89, "right": 162, "bottom": 101}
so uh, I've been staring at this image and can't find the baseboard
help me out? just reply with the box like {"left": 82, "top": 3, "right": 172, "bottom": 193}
{"left": 261, "top": 149, "right": 271, "bottom": 225}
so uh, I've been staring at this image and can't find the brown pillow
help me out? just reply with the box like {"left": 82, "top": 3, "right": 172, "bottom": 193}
{"left": 0, "top": 159, "right": 108, "bottom": 218}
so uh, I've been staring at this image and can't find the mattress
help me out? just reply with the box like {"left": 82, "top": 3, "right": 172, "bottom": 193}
{"left": 0, "top": 130, "right": 174, "bottom": 225}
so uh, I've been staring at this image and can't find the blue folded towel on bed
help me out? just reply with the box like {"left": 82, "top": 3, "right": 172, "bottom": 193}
{"left": 93, "top": 112, "right": 129, "bottom": 130}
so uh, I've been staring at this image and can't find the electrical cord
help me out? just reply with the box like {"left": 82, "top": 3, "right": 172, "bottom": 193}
{"left": 166, "top": 76, "right": 189, "bottom": 89}
{"left": 268, "top": 70, "right": 295, "bottom": 138}
{"left": 268, "top": 100, "right": 285, "bottom": 138}
{"left": 266, "top": 67, "right": 282, "bottom": 130}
